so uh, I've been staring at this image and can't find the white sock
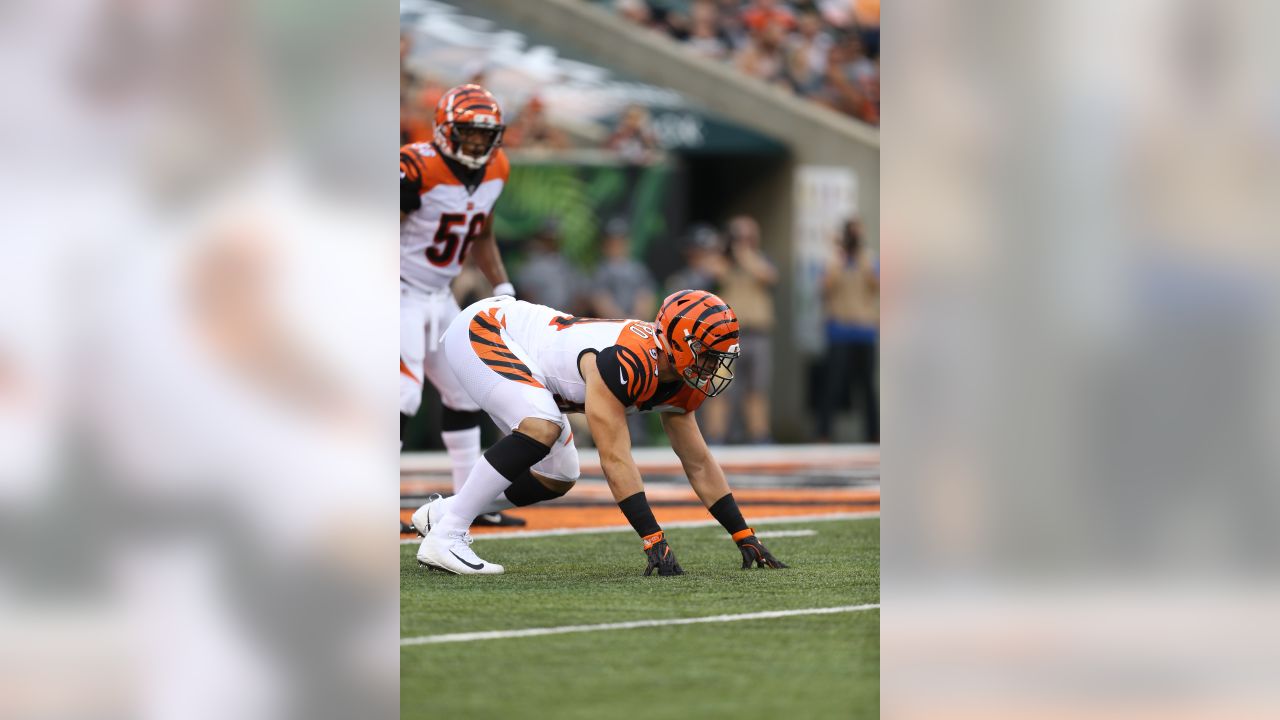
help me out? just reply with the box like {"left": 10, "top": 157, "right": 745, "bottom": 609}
{"left": 437, "top": 456, "right": 513, "bottom": 532}
{"left": 434, "top": 492, "right": 514, "bottom": 519}
{"left": 479, "top": 493, "right": 516, "bottom": 515}
{"left": 440, "top": 427, "right": 481, "bottom": 495}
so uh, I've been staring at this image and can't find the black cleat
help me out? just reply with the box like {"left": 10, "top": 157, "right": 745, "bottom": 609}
{"left": 471, "top": 512, "right": 527, "bottom": 527}
{"left": 400, "top": 521, "right": 415, "bottom": 534}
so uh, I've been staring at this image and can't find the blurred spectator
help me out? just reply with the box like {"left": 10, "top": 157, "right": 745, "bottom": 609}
{"left": 606, "top": 0, "right": 880, "bottom": 125}
{"left": 504, "top": 96, "right": 570, "bottom": 151}
{"left": 734, "top": 18, "right": 790, "bottom": 87}
{"left": 816, "top": 218, "right": 878, "bottom": 442}
{"left": 661, "top": 8, "right": 693, "bottom": 40}
{"left": 590, "top": 218, "right": 657, "bottom": 321}
{"left": 400, "top": 33, "right": 416, "bottom": 97}
{"left": 715, "top": 0, "right": 749, "bottom": 49}
{"left": 786, "top": 10, "right": 834, "bottom": 94}
{"left": 852, "top": 0, "right": 880, "bottom": 58}
{"left": 686, "top": 1, "right": 730, "bottom": 60}
{"left": 741, "top": 0, "right": 796, "bottom": 33}
{"left": 617, "top": 0, "right": 654, "bottom": 28}
{"left": 700, "top": 215, "right": 777, "bottom": 444}
{"left": 400, "top": 86, "right": 434, "bottom": 146}
{"left": 823, "top": 29, "right": 879, "bottom": 125}
{"left": 591, "top": 217, "right": 658, "bottom": 444}
{"left": 516, "top": 219, "right": 580, "bottom": 310}
{"left": 665, "top": 224, "right": 728, "bottom": 294}
{"left": 606, "top": 105, "right": 661, "bottom": 164}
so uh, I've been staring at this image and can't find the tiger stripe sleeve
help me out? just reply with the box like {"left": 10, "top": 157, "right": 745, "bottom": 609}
{"left": 596, "top": 345, "right": 657, "bottom": 407}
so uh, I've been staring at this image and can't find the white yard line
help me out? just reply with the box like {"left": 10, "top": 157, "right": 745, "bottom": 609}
{"left": 399, "top": 511, "right": 877, "bottom": 545}
{"left": 754, "top": 529, "right": 817, "bottom": 538}
{"left": 401, "top": 604, "right": 880, "bottom": 646}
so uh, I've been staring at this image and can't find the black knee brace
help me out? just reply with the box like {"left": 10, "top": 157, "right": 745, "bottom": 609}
{"left": 483, "top": 430, "right": 551, "bottom": 482}
{"left": 441, "top": 406, "right": 485, "bottom": 432}
{"left": 504, "top": 471, "right": 572, "bottom": 507}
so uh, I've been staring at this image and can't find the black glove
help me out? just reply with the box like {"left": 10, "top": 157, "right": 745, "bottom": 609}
{"left": 736, "top": 531, "right": 788, "bottom": 569}
{"left": 642, "top": 531, "right": 685, "bottom": 576}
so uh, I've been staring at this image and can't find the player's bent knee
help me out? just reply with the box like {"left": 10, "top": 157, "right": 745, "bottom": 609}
{"left": 505, "top": 471, "right": 574, "bottom": 507}
{"left": 532, "top": 472, "right": 575, "bottom": 496}
{"left": 516, "top": 417, "right": 561, "bottom": 447}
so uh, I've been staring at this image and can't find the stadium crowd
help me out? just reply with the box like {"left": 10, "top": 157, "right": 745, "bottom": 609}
{"left": 400, "top": 0, "right": 879, "bottom": 152}
{"left": 609, "top": 0, "right": 880, "bottom": 126}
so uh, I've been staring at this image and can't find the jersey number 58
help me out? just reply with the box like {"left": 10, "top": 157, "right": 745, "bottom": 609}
{"left": 428, "top": 212, "right": 487, "bottom": 267}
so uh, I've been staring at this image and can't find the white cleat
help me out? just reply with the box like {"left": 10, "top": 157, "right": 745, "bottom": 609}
{"left": 410, "top": 494, "right": 449, "bottom": 537}
{"left": 417, "top": 528, "right": 505, "bottom": 575}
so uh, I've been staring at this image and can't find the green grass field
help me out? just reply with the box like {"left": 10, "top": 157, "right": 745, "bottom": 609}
{"left": 401, "top": 517, "right": 879, "bottom": 720}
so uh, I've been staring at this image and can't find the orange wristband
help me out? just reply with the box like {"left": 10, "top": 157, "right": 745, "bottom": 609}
{"left": 731, "top": 528, "right": 755, "bottom": 543}
{"left": 642, "top": 530, "right": 665, "bottom": 550}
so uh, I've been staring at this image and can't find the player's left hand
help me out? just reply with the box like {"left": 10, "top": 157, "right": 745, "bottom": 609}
{"left": 642, "top": 531, "right": 685, "bottom": 576}
{"left": 736, "top": 533, "right": 788, "bottom": 569}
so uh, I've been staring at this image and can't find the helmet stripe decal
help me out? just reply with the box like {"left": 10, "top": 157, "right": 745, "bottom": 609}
{"left": 708, "top": 330, "right": 739, "bottom": 348}
{"left": 661, "top": 289, "right": 703, "bottom": 344}
{"left": 696, "top": 318, "right": 739, "bottom": 347}
{"left": 690, "top": 303, "right": 729, "bottom": 327}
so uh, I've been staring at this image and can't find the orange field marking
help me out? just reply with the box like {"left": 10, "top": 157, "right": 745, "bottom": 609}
{"left": 400, "top": 484, "right": 879, "bottom": 536}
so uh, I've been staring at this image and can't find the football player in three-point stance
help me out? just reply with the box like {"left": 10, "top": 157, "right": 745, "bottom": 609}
{"left": 401, "top": 83, "right": 524, "bottom": 527}
{"left": 412, "top": 289, "right": 789, "bottom": 575}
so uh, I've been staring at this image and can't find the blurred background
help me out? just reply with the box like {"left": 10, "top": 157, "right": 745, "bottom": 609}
{"left": 884, "top": 0, "right": 1280, "bottom": 718}
{"left": 399, "top": 0, "right": 881, "bottom": 449}
{"left": 1, "top": 1, "right": 397, "bottom": 718}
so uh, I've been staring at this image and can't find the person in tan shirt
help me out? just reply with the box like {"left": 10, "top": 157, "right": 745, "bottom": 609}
{"left": 817, "top": 218, "right": 879, "bottom": 442}
{"left": 700, "top": 215, "right": 777, "bottom": 444}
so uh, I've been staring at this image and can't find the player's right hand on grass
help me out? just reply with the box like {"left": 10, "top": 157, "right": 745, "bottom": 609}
{"left": 642, "top": 531, "right": 684, "bottom": 576}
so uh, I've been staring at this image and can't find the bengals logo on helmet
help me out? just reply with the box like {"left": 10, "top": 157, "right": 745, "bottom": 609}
{"left": 655, "top": 289, "right": 740, "bottom": 397}
{"left": 434, "top": 84, "right": 505, "bottom": 169}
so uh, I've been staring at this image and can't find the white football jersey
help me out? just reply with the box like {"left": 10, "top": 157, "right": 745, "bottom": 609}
{"left": 480, "top": 300, "right": 708, "bottom": 416}
{"left": 400, "top": 142, "right": 509, "bottom": 292}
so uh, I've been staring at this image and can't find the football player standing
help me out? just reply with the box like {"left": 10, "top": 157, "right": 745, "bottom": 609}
{"left": 400, "top": 84, "right": 523, "bottom": 527}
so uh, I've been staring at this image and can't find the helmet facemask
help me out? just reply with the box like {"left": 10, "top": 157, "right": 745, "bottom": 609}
{"left": 682, "top": 335, "right": 738, "bottom": 397}
{"left": 438, "top": 122, "right": 504, "bottom": 169}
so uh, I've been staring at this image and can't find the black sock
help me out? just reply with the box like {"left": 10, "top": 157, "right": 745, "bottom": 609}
{"left": 441, "top": 406, "right": 485, "bottom": 432}
{"left": 708, "top": 493, "right": 749, "bottom": 536}
{"left": 617, "top": 491, "right": 662, "bottom": 539}
{"left": 504, "top": 471, "right": 570, "bottom": 507}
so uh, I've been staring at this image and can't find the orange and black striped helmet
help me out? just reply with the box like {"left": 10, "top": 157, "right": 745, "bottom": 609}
{"left": 433, "top": 83, "right": 505, "bottom": 169}
{"left": 655, "top": 289, "right": 740, "bottom": 397}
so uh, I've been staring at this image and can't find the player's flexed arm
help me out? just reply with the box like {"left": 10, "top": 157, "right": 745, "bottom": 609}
{"left": 661, "top": 411, "right": 787, "bottom": 569}
{"left": 579, "top": 353, "right": 683, "bottom": 576}
{"left": 469, "top": 212, "right": 514, "bottom": 298}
